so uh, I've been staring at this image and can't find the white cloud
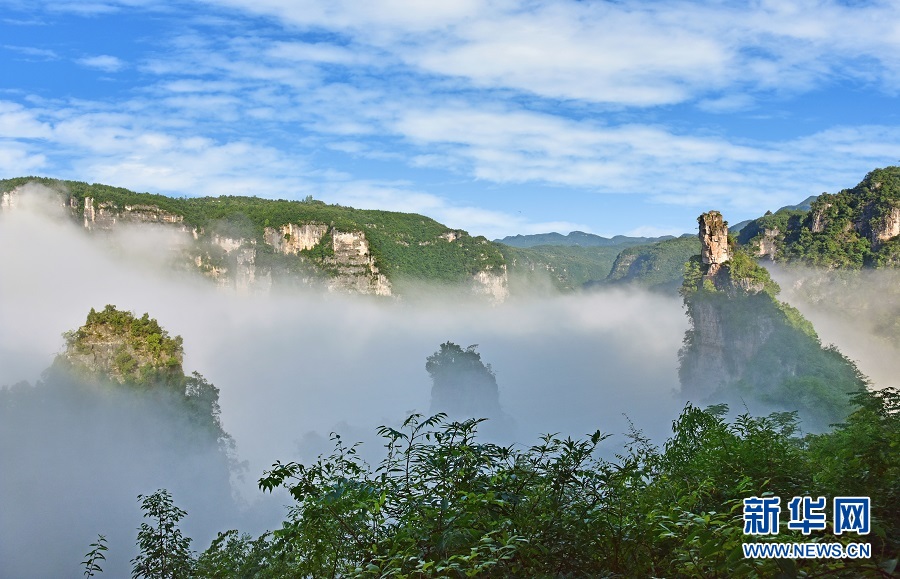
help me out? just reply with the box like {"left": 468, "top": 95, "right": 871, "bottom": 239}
{"left": 696, "top": 94, "right": 756, "bottom": 113}
{"left": 0, "top": 142, "right": 47, "bottom": 174}
{"left": 5, "top": 0, "right": 900, "bottom": 237}
{"left": 195, "top": 0, "right": 900, "bottom": 104}
{"left": 77, "top": 54, "right": 125, "bottom": 72}
{"left": 3, "top": 44, "right": 58, "bottom": 59}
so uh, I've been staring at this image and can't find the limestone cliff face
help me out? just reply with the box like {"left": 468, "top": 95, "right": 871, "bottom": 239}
{"left": 264, "top": 222, "right": 328, "bottom": 254}
{"left": 470, "top": 266, "right": 509, "bottom": 303}
{"left": 679, "top": 211, "right": 864, "bottom": 425}
{"left": 201, "top": 235, "right": 272, "bottom": 293}
{"left": 810, "top": 202, "right": 832, "bottom": 234}
{"left": 869, "top": 205, "right": 900, "bottom": 245}
{"left": 699, "top": 211, "right": 731, "bottom": 276}
{"left": 754, "top": 228, "right": 779, "bottom": 260}
{"left": 82, "top": 197, "right": 189, "bottom": 231}
{"left": 0, "top": 187, "right": 20, "bottom": 210}
{"left": 325, "top": 230, "right": 392, "bottom": 296}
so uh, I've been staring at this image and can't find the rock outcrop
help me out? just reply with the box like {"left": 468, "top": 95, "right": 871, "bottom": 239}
{"left": 264, "top": 222, "right": 328, "bottom": 254}
{"left": 755, "top": 227, "right": 779, "bottom": 260}
{"left": 325, "top": 230, "right": 392, "bottom": 296}
{"left": 869, "top": 205, "right": 900, "bottom": 245}
{"left": 810, "top": 202, "right": 832, "bottom": 234}
{"left": 425, "top": 341, "right": 514, "bottom": 437}
{"left": 82, "top": 197, "right": 189, "bottom": 231}
{"left": 63, "top": 305, "right": 185, "bottom": 385}
{"left": 0, "top": 187, "right": 19, "bottom": 210}
{"left": 699, "top": 211, "right": 731, "bottom": 276}
{"left": 679, "top": 211, "right": 866, "bottom": 426}
{"left": 471, "top": 266, "right": 509, "bottom": 303}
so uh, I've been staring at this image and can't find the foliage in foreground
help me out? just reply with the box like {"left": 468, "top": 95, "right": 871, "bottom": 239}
{"left": 132, "top": 490, "right": 194, "bottom": 579}
{"left": 111, "top": 388, "right": 899, "bottom": 578}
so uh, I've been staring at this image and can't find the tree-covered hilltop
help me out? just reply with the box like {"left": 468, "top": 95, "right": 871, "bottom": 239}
{"left": 737, "top": 166, "right": 900, "bottom": 268}
{"left": 0, "top": 306, "right": 237, "bottom": 578}
{"left": 679, "top": 212, "right": 867, "bottom": 427}
{"left": 0, "top": 177, "right": 505, "bottom": 286}
{"left": 106, "top": 387, "right": 900, "bottom": 578}
{"left": 54, "top": 304, "right": 232, "bottom": 452}
{"left": 62, "top": 305, "right": 186, "bottom": 386}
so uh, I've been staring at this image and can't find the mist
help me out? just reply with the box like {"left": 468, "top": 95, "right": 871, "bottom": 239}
{"left": 1, "top": 189, "right": 689, "bottom": 576}
{"left": 767, "top": 263, "right": 900, "bottom": 391}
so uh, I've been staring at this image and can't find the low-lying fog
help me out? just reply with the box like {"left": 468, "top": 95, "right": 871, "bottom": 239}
{"left": 9, "top": 189, "right": 851, "bottom": 576}
{"left": 767, "top": 264, "right": 900, "bottom": 391}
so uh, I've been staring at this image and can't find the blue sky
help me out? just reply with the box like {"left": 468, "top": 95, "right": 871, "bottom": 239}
{"left": 2, "top": 0, "right": 900, "bottom": 239}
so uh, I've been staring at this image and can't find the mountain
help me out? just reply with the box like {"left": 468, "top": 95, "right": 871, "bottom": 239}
{"left": 595, "top": 235, "right": 699, "bottom": 292}
{"left": 495, "top": 230, "right": 675, "bottom": 248}
{"left": 0, "top": 177, "right": 508, "bottom": 301}
{"left": 0, "top": 305, "right": 236, "bottom": 577}
{"left": 737, "top": 166, "right": 900, "bottom": 268}
{"left": 678, "top": 211, "right": 866, "bottom": 427}
{"left": 730, "top": 195, "right": 818, "bottom": 236}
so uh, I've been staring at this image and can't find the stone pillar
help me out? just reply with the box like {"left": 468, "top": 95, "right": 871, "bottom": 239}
{"left": 699, "top": 211, "right": 731, "bottom": 276}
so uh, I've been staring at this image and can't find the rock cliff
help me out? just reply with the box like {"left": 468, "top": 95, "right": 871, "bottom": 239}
{"left": 62, "top": 305, "right": 185, "bottom": 385}
{"left": 1, "top": 177, "right": 509, "bottom": 300}
{"left": 699, "top": 211, "right": 731, "bottom": 276}
{"left": 739, "top": 166, "right": 900, "bottom": 268}
{"left": 679, "top": 211, "right": 866, "bottom": 426}
{"left": 325, "top": 230, "right": 392, "bottom": 296}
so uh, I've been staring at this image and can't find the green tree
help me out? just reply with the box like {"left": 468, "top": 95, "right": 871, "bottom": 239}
{"left": 81, "top": 534, "right": 108, "bottom": 577}
{"left": 131, "top": 490, "right": 194, "bottom": 579}
{"left": 426, "top": 342, "right": 501, "bottom": 419}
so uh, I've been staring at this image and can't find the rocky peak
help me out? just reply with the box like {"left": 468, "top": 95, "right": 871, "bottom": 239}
{"left": 62, "top": 305, "right": 185, "bottom": 386}
{"left": 699, "top": 211, "right": 731, "bottom": 276}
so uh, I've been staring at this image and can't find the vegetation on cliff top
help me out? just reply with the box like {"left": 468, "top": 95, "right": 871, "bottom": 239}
{"left": 0, "top": 177, "right": 505, "bottom": 285}
{"left": 63, "top": 305, "right": 185, "bottom": 386}
{"left": 737, "top": 166, "right": 900, "bottom": 268}
{"left": 56, "top": 305, "right": 230, "bottom": 447}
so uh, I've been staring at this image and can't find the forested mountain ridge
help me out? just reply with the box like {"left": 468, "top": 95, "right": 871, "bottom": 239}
{"left": 0, "top": 177, "right": 508, "bottom": 300}
{"left": 738, "top": 166, "right": 900, "bottom": 267}
{"left": 600, "top": 234, "right": 700, "bottom": 292}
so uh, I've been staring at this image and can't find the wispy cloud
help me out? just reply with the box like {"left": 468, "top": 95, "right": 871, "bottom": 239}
{"left": 77, "top": 54, "right": 125, "bottom": 72}
{"left": 3, "top": 0, "right": 900, "bottom": 236}
{"left": 3, "top": 45, "right": 58, "bottom": 60}
{"left": 201, "top": 0, "right": 900, "bottom": 103}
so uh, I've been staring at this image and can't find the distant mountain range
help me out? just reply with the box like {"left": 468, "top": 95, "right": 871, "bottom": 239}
{"left": 494, "top": 231, "right": 682, "bottom": 248}
{"left": 729, "top": 195, "right": 819, "bottom": 235}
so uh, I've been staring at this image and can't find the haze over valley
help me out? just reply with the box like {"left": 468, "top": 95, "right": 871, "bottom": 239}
{"left": 3, "top": 0, "right": 900, "bottom": 574}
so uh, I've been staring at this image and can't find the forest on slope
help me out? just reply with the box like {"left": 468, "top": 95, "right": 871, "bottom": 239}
{"left": 0, "top": 177, "right": 504, "bottom": 286}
